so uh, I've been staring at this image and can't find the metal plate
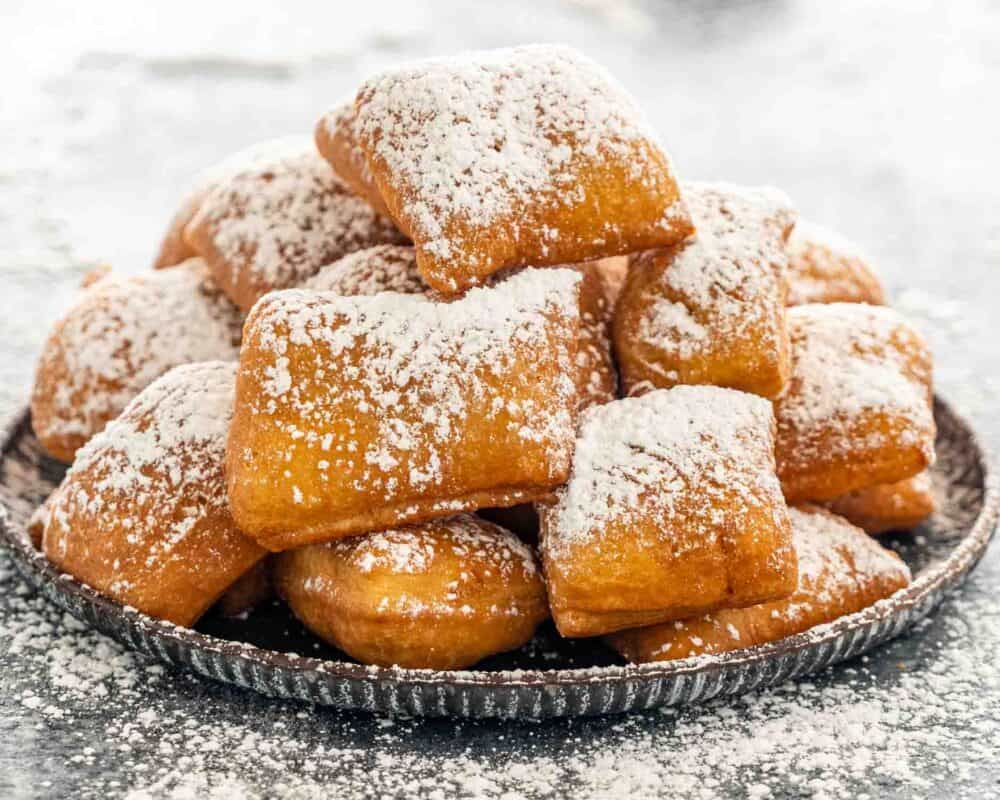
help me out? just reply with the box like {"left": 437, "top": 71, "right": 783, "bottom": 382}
{"left": 0, "top": 397, "right": 996, "bottom": 719}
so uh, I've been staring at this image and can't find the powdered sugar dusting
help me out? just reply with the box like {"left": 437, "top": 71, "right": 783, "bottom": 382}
{"left": 786, "top": 220, "right": 886, "bottom": 306}
{"left": 303, "top": 245, "right": 426, "bottom": 296}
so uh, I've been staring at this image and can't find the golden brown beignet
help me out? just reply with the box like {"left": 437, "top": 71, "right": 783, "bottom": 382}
{"left": 228, "top": 268, "right": 582, "bottom": 551}
{"left": 608, "top": 506, "right": 911, "bottom": 662}
{"left": 786, "top": 221, "right": 886, "bottom": 306}
{"left": 43, "top": 362, "right": 267, "bottom": 627}
{"left": 303, "top": 244, "right": 428, "bottom": 296}
{"left": 352, "top": 44, "right": 693, "bottom": 294}
{"left": 31, "top": 258, "right": 243, "bottom": 463}
{"left": 214, "top": 558, "right": 273, "bottom": 618}
{"left": 775, "top": 303, "right": 935, "bottom": 504}
{"left": 26, "top": 495, "right": 55, "bottom": 549}
{"left": 275, "top": 514, "right": 548, "bottom": 669}
{"left": 183, "top": 139, "right": 405, "bottom": 311}
{"left": 539, "top": 385, "right": 797, "bottom": 638}
{"left": 826, "top": 471, "right": 936, "bottom": 534}
{"left": 614, "top": 182, "right": 795, "bottom": 399}
{"left": 314, "top": 101, "right": 392, "bottom": 217}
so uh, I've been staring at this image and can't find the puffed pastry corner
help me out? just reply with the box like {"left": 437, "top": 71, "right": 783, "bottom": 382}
{"left": 607, "top": 506, "right": 911, "bottom": 662}
{"left": 351, "top": 44, "right": 692, "bottom": 294}
{"left": 274, "top": 514, "right": 549, "bottom": 669}
{"left": 314, "top": 101, "right": 392, "bottom": 217}
{"left": 775, "top": 303, "right": 935, "bottom": 504}
{"left": 540, "top": 385, "right": 798, "bottom": 638}
{"left": 227, "top": 267, "right": 583, "bottom": 551}
{"left": 31, "top": 258, "right": 243, "bottom": 463}
{"left": 785, "top": 220, "right": 886, "bottom": 306}
{"left": 826, "top": 471, "right": 936, "bottom": 534}
{"left": 614, "top": 182, "right": 796, "bottom": 399}
{"left": 42, "top": 362, "right": 267, "bottom": 627}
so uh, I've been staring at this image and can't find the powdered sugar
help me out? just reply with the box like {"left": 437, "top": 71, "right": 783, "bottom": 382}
{"left": 786, "top": 220, "right": 885, "bottom": 306}
{"left": 303, "top": 245, "right": 426, "bottom": 296}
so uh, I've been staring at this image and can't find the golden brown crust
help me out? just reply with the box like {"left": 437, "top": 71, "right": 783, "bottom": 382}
{"left": 775, "top": 304, "right": 935, "bottom": 504}
{"left": 353, "top": 45, "right": 692, "bottom": 294}
{"left": 153, "top": 190, "right": 206, "bottom": 269}
{"left": 227, "top": 269, "right": 582, "bottom": 551}
{"left": 274, "top": 515, "right": 549, "bottom": 669}
{"left": 42, "top": 363, "right": 267, "bottom": 627}
{"left": 214, "top": 558, "right": 273, "bottom": 617}
{"left": 613, "top": 183, "right": 795, "bottom": 399}
{"left": 826, "top": 472, "right": 936, "bottom": 534}
{"left": 786, "top": 222, "right": 886, "bottom": 306}
{"left": 314, "top": 103, "right": 392, "bottom": 217}
{"left": 540, "top": 386, "right": 797, "bottom": 638}
{"left": 607, "top": 506, "right": 911, "bottom": 662}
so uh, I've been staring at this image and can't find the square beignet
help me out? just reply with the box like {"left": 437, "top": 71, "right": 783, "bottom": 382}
{"left": 607, "top": 506, "right": 911, "bottom": 662}
{"left": 228, "top": 267, "right": 582, "bottom": 551}
{"left": 826, "top": 471, "right": 936, "bottom": 534}
{"left": 352, "top": 44, "right": 693, "bottom": 294}
{"left": 274, "top": 514, "right": 549, "bottom": 669}
{"left": 613, "top": 182, "right": 796, "bottom": 399}
{"left": 775, "top": 303, "right": 935, "bottom": 504}
{"left": 42, "top": 362, "right": 267, "bottom": 627}
{"left": 183, "top": 138, "right": 406, "bottom": 311}
{"left": 786, "top": 221, "right": 886, "bottom": 306}
{"left": 539, "top": 385, "right": 797, "bottom": 638}
{"left": 31, "top": 258, "right": 243, "bottom": 463}
{"left": 314, "top": 101, "right": 391, "bottom": 217}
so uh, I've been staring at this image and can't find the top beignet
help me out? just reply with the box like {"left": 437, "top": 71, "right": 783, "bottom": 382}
{"left": 352, "top": 44, "right": 693, "bottom": 294}
{"left": 227, "top": 267, "right": 583, "bottom": 551}
{"left": 613, "top": 182, "right": 796, "bottom": 399}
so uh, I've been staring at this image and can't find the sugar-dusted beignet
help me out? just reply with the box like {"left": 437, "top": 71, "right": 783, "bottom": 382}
{"left": 827, "top": 471, "right": 935, "bottom": 534}
{"left": 229, "top": 267, "right": 582, "bottom": 551}
{"left": 539, "top": 385, "right": 797, "bottom": 638}
{"left": 43, "top": 363, "right": 267, "bottom": 627}
{"left": 314, "top": 102, "right": 391, "bottom": 217}
{"left": 303, "top": 244, "right": 427, "bottom": 296}
{"left": 776, "top": 303, "right": 935, "bottom": 504}
{"left": 183, "top": 139, "right": 405, "bottom": 311}
{"left": 786, "top": 221, "right": 886, "bottom": 306}
{"left": 608, "top": 506, "right": 911, "bottom": 662}
{"left": 352, "top": 44, "right": 693, "bottom": 294}
{"left": 275, "top": 514, "right": 548, "bottom": 669}
{"left": 214, "top": 558, "right": 273, "bottom": 618}
{"left": 614, "top": 182, "right": 796, "bottom": 399}
{"left": 31, "top": 258, "right": 243, "bottom": 463}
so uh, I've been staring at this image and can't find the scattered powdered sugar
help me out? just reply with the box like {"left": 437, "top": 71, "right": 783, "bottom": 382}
{"left": 354, "top": 44, "right": 678, "bottom": 265}
{"left": 543, "top": 385, "right": 783, "bottom": 560}
{"left": 303, "top": 244, "right": 427, "bottom": 296}
{"left": 187, "top": 139, "right": 405, "bottom": 305}
{"left": 31, "top": 258, "right": 243, "bottom": 452}
{"left": 633, "top": 181, "right": 795, "bottom": 367}
{"left": 786, "top": 219, "right": 886, "bottom": 306}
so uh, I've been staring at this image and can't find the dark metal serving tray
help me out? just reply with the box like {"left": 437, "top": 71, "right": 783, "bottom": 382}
{"left": 0, "top": 397, "right": 996, "bottom": 719}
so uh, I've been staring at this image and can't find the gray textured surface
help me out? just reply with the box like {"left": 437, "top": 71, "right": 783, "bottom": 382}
{"left": 1, "top": 1, "right": 999, "bottom": 797}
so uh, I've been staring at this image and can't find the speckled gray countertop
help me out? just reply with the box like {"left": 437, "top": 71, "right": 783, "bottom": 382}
{"left": 1, "top": 1, "right": 999, "bottom": 797}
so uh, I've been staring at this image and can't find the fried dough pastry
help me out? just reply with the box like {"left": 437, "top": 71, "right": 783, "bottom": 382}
{"left": 352, "top": 44, "right": 693, "bottom": 294}
{"left": 786, "top": 221, "right": 886, "bottom": 306}
{"left": 303, "top": 244, "right": 427, "bottom": 296}
{"left": 607, "top": 506, "right": 911, "bottom": 662}
{"left": 183, "top": 139, "right": 405, "bottom": 311}
{"left": 314, "top": 102, "right": 391, "bottom": 217}
{"left": 215, "top": 558, "right": 273, "bottom": 618}
{"left": 26, "top": 494, "right": 56, "bottom": 549}
{"left": 614, "top": 182, "right": 796, "bottom": 399}
{"left": 228, "top": 268, "right": 582, "bottom": 551}
{"left": 540, "top": 385, "right": 797, "bottom": 638}
{"left": 775, "top": 303, "right": 935, "bottom": 504}
{"left": 43, "top": 362, "right": 267, "bottom": 627}
{"left": 31, "top": 258, "right": 243, "bottom": 463}
{"left": 275, "top": 514, "right": 548, "bottom": 669}
{"left": 827, "top": 471, "right": 936, "bottom": 534}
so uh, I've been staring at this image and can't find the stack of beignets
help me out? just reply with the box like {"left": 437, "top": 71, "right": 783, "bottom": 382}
{"left": 32, "top": 43, "right": 933, "bottom": 672}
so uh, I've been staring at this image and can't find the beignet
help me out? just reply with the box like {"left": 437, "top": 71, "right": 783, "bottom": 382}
{"left": 539, "top": 385, "right": 797, "bottom": 638}
{"left": 827, "top": 471, "right": 936, "bottom": 534}
{"left": 314, "top": 102, "right": 391, "bottom": 217}
{"left": 275, "top": 514, "right": 548, "bottom": 669}
{"left": 183, "top": 139, "right": 405, "bottom": 311}
{"left": 228, "top": 268, "right": 582, "bottom": 551}
{"left": 43, "top": 362, "right": 267, "bottom": 627}
{"left": 607, "top": 506, "right": 911, "bottom": 662}
{"left": 613, "top": 182, "right": 796, "bottom": 399}
{"left": 352, "top": 44, "right": 692, "bottom": 294}
{"left": 775, "top": 303, "right": 935, "bottom": 504}
{"left": 303, "top": 244, "right": 427, "bottom": 296}
{"left": 31, "top": 258, "right": 243, "bottom": 463}
{"left": 214, "top": 558, "right": 273, "bottom": 618}
{"left": 786, "top": 221, "right": 886, "bottom": 306}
